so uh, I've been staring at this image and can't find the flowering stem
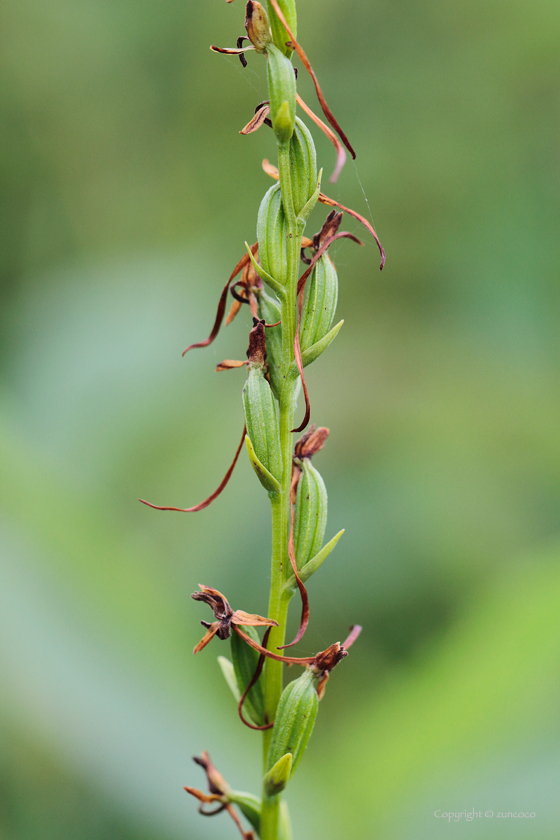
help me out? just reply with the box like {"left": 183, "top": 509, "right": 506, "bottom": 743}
{"left": 260, "top": 139, "right": 301, "bottom": 840}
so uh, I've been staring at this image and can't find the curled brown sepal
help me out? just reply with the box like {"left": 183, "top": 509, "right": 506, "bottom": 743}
{"left": 226, "top": 245, "right": 262, "bottom": 325}
{"left": 240, "top": 101, "right": 271, "bottom": 135}
{"left": 261, "top": 161, "right": 385, "bottom": 270}
{"left": 246, "top": 317, "right": 267, "bottom": 366}
{"left": 313, "top": 625, "right": 362, "bottom": 700}
{"left": 267, "top": 0, "right": 356, "bottom": 159}
{"left": 238, "top": 626, "right": 274, "bottom": 730}
{"left": 182, "top": 243, "right": 258, "bottom": 356}
{"left": 319, "top": 194, "right": 385, "bottom": 270}
{"left": 277, "top": 498, "right": 309, "bottom": 648}
{"left": 211, "top": 38, "right": 254, "bottom": 69}
{"left": 191, "top": 584, "right": 278, "bottom": 654}
{"left": 291, "top": 230, "right": 362, "bottom": 434}
{"left": 138, "top": 425, "right": 247, "bottom": 513}
{"left": 296, "top": 94, "right": 346, "bottom": 183}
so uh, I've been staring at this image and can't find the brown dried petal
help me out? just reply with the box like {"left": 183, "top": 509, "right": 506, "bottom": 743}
{"left": 294, "top": 425, "right": 330, "bottom": 460}
{"left": 193, "top": 751, "right": 230, "bottom": 796}
{"left": 240, "top": 103, "right": 271, "bottom": 135}
{"left": 278, "top": 499, "right": 309, "bottom": 647}
{"left": 296, "top": 94, "right": 347, "bottom": 183}
{"left": 231, "top": 609, "right": 279, "bottom": 628}
{"left": 192, "top": 584, "right": 233, "bottom": 620}
{"left": 216, "top": 359, "right": 248, "bottom": 372}
{"left": 193, "top": 622, "right": 221, "bottom": 654}
{"left": 262, "top": 159, "right": 279, "bottom": 179}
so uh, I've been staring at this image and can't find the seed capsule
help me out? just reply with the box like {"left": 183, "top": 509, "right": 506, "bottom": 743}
{"left": 266, "top": 668, "right": 318, "bottom": 777}
{"left": 293, "top": 458, "right": 327, "bottom": 570}
{"left": 289, "top": 117, "right": 318, "bottom": 217}
{"left": 257, "top": 290, "right": 283, "bottom": 399}
{"left": 257, "top": 183, "right": 289, "bottom": 289}
{"left": 230, "top": 626, "right": 265, "bottom": 726}
{"left": 299, "top": 253, "right": 338, "bottom": 354}
{"left": 243, "top": 328, "right": 282, "bottom": 482}
{"left": 267, "top": 43, "right": 296, "bottom": 144}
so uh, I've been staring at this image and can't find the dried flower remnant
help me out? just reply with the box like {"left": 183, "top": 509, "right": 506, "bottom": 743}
{"left": 185, "top": 752, "right": 257, "bottom": 840}
{"left": 191, "top": 584, "right": 279, "bottom": 654}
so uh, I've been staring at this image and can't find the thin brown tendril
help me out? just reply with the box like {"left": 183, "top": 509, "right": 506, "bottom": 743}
{"left": 296, "top": 94, "right": 346, "bottom": 183}
{"left": 182, "top": 244, "right": 258, "bottom": 356}
{"left": 291, "top": 232, "right": 362, "bottom": 434}
{"left": 139, "top": 425, "right": 246, "bottom": 512}
{"left": 237, "top": 627, "right": 274, "bottom": 730}
{"left": 319, "top": 195, "right": 385, "bottom": 270}
{"left": 277, "top": 500, "right": 309, "bottom": 648}
{"left": 267, "top": 0, "right": 356, "bottom": 159}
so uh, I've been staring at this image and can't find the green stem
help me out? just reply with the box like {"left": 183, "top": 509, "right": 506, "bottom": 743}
{"left": 260, "top": 139, "right": 301, "bottom": 840}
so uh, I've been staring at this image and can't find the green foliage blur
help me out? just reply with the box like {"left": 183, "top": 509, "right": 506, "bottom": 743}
{"left": 1, "top": 0, "right": 559, "bottom": 837}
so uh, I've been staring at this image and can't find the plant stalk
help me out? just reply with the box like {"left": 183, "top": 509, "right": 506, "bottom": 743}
{"left": 260, "top": 139, "right": 301, "bottom": 840}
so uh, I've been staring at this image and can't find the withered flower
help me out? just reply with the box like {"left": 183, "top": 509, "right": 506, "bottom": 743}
{"left": 211, "top": 0, "right": 271, "bottom": 68}
{"left": 191, "top": 584, "right": 278, "bottom": 654}
{"left": 185, "top": 751, "right": 256, "bottom": 840}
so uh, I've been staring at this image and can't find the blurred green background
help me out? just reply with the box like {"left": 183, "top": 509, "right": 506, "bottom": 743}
{"left": 1, "top": 0, "right": 559, "bottom": 838}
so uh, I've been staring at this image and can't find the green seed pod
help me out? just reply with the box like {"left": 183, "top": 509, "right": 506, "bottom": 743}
{"left": 289, "top": 117, "right": 318, "bottom": 217}
{"left": 267, "top": 0, "right": 297, "bottom": 57}
{"left": 230, "top": 626, "right": 265, "bottom": 726}
{"left": 266, "top": 668, "right": 318, "bottom": 777}
{"left": 258, "top": 290, "right": 282, "bottom": 399}
{"left": 243, "top": 363, "right": 282, "bottom": 482}
{"left": 299, "top": 253, "right": 338, "bottom": 353}
{"left": 257, "top": 183, "right": 289, "bottom": 288}
{"left": 293, "top": 458, "right": 328, "bottom": 570}
{"left": 267, "top": 44, "right": 296, "bottom": 144}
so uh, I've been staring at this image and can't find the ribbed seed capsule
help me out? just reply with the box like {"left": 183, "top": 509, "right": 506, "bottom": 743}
{"left": 289, "top": 117, "right": 318, "bottom": 217}
{"left": 266, "top": 668, "right": 318, "bottom": 777}
{"left": 299, "top": 253, "right": 338, "bottom": 353}
{"left": 267, "top": 0, "right": 297, "bottom": 57}
{"left": 257, "top": 183, "right": 289, "bottom": 288}
{"left": 293, "top": 458, "right": 328, "bottom": 569}
{"left": 267, "top": 43, "right": 296, "bottom": 144}
{"left": 258, "top": 290, "right": 283, "bottom": 399}
{"left": 230, "top": 625, "right": 265, "bottom": 726}
{"left": 243, "top": 363, "right": 282, "bottom": 481}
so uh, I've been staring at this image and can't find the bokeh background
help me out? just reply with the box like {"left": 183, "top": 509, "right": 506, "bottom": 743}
{"left": 1, "top": 0, "right": 560, "bottom": 838}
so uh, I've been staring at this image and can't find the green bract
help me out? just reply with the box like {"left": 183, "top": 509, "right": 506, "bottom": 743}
{"left": 267, "top": 0, "right": 297, "bottom": 57}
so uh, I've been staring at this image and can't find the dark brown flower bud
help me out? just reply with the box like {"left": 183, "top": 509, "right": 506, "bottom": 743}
{"left": 246, "top": 317, "right": 267, "bottom": 367}
{"left": 294, "top": 425, "right": 329, "bottom": 461}
{"left": 245, "top": 1, "right": 271, "bottom": 52}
